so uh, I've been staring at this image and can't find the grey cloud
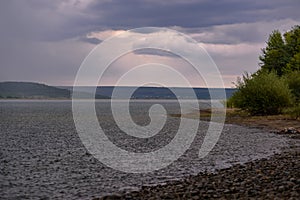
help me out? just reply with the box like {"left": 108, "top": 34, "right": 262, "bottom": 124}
{"left": 79, "top": 37, "right": 102, "bottom": 44}
{"left": 86, "top": 0, "right": 300, "bottom": 29}
{"left": 133, "top": 49, "right": 180, "bottom": 58}
{"left": 0, "top": 0, "right": 300, "bottom": 86}
{"left": 2, "top": 0, "right": 300, "bottom": 43}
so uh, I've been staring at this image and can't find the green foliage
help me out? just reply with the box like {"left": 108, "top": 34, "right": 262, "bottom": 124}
{"left": 284, "top": 25, "right": 300, "bottom": 57}
{"left": 259, "top": 30, "right": 288, "bottom": 76}
{"left": 284, "top": 71, "right": 300, "bottom": 102}
{"left": 230, "top": 72, "right": 293, "bottom": 115}
{"left": 284, "top": 104, "right": 300, "bottom": 119}
{"left": 225, "top": 98, "right": 234, "bottom": 108}
{"left": 259, "top": 26, "right": 300, "bottom": 76}
{"left": 231, "top": 25, "right": 300, "bottom": 116}
{"left": 285, "top": 52, "right": 300, "bottom": 73}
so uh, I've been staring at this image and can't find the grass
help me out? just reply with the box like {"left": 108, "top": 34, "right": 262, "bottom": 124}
{"left": 170, "top": 108, "right": 300, "bottom": 132}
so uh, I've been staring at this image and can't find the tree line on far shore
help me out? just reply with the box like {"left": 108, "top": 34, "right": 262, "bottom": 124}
{"left": 228, "top": 25, "right": 300, "bottom": 118}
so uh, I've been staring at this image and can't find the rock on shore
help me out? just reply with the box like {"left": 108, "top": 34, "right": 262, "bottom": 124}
{"left": 97, "top": 146, "right": 299, "bottom": 200}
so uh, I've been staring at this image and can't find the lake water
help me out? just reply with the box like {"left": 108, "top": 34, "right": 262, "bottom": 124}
{"left": 0, "top": 100, "right": 290, "bottom": 199}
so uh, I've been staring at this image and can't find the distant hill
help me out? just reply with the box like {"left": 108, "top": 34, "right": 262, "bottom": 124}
{"left": 0, "top": 82, "right": 236, "bottom": 100}
{"left": 61, "top": 86, "right": 236, "bottom": 99}
{"left": 0, "top": 82, "right": 71, "bottom": 99}
{"left": 96, "top": 86, "right": 236, "bottom": 99}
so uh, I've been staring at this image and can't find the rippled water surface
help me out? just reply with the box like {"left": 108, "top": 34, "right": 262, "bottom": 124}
{"left": 0, "top": 100, "right": 290, "bottom": 199}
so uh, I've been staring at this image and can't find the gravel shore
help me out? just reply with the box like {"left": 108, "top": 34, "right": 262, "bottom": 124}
{"left": 98, "top": 144, "right": 300, "bottom": 200}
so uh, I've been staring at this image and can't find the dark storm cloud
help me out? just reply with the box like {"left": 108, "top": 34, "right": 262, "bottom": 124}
{"left": 79, "top": 37, "right": 102, "bottom": 44}
{"left": 133, "top": 49, "right": 180, "bottom": 58}
{"left": 86, "top": 0, "right": 300, "bottom": 28}
{"left": 2, "top": 0, "right": 299, "bottom": 43}
{"left": 82, "top": 0, "right": 300, "bottom": 44}
{"left": 88, "top": 0, "right": 255, "bottom": 28}
{"left": 0, "top": 0, "right": 97, "bottom": 42}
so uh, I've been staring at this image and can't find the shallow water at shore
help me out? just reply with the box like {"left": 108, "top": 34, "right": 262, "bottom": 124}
{"left": 0, "top": 100, "right": 291, "bottom": 199}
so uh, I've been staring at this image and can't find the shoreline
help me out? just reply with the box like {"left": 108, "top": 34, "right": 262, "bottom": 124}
{"left": 98, "top": 145, "right": 299, "bottom": 200}
{"left": 172, "top": 108, "right": 300, "bottom": 137}
{"left": 98, "top": 109, "right": 300, "bottom": 199}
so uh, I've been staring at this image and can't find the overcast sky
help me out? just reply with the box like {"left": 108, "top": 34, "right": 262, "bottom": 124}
{"left": 0, "top": 0, "right": 299, "bottom": 87}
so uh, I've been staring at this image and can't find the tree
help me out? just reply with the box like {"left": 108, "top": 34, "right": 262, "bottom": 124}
{"left": 285, "top": 52, "right": 300, "bottom": 73}
{"left": 259, "top": 26, "right": 300, "bottom": 76}
{"left": 284, "top": 25, "right": 300, "bottom": 58}
{"left": 284, "top": 25, "right": 300, "bottom": 73}
{"left": 259, "top": 30, "right": 288, "bottom": 76}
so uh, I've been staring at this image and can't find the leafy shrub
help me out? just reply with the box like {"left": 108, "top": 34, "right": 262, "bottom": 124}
{"left": 284, "top": 71, "right": 300, "bottom": 102}
{"left": 284, "top": 104, "right": 300, "bottom": 119}
{"left": 229, "top": 72, "right": 293, "bottom": 115}
{"left": 225, "top": 98, "right": 234, "bottom": 108}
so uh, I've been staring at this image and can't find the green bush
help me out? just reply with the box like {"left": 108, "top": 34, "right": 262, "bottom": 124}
{"left": 284, "top": 104, "right": 300, "bottom": 119}
{"left": 229, "top": 72, "right": 293, "bottom": 115}
{"left": 225, "top": 98, "right": 234, "bottom": 108}
{"left": 284, "top": 71, "right": 300, "bottom": 102}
